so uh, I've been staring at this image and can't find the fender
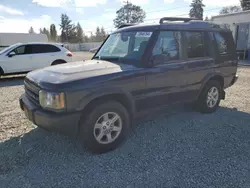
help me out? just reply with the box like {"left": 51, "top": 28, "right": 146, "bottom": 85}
{"left": 196, "top": 72, "right": 224, "bottom": 99}
{"left": 76, "top": 86, "right": 135, "bottom": 114}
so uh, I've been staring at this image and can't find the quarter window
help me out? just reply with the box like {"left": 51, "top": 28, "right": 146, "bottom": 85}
{"left": 31, "top": 44, "right": 61, "bottom": 54}
{"left": 152, "top": 31, "right": 180, "bottom": 62}
{"left": 186, "top": 32, "right": 206, "bottom": 58}
{"left": 214, "top": 32, "right": 232, "bottom": 55}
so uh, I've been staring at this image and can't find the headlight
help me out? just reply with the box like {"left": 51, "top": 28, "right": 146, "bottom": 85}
{"left": 39, "top": 90, "right": 65, "bottom": 110}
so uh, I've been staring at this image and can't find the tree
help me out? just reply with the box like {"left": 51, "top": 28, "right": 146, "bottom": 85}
{"left": 60, "top": 13, "right": 76, "bottom": 43}
{"left": 39, "top": 27, "right": 50, "bottom": 40}
{"left": 29, "top": 27, "right": 35, "bottom": 34}
{"left": 204, "top": 16, "right": 209, "bottom": 21}
{"left": 189, "top": 0, "right": 205, "bottom": 20}
{"left": 76, "top": 22, "right": 84, "bottom": 43}
{"left": 113, "top": 2, "right": 146, "bottom": 28}
{"left": 219, "top": 6, "right": 242, "bottom": 14}
{"left": 100, "top": 27, "right": 107, "bottom": 41}
{"left": 95, "top": 27, "right": 101, "bottom": 42}
{"left": 240, "top": 0, "right": 250, "bottom": 11}
{"left": 50, "top": 24, "right": 57, "bottom": 41}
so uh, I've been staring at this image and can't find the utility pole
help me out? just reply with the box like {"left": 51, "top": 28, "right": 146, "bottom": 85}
{"left": 123, "top": 0, "right": 130, "bottom": 23}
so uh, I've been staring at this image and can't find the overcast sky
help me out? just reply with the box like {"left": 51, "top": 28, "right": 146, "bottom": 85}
{"left": 0, "top": 0, "right": 240, "bottom": 35}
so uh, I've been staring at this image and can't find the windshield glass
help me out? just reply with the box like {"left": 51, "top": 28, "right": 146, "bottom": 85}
{"left": 0, "top": 44, "right": 19, "bottom": 55}
{"left": 94, "top": 31, "right": 153, "bottom": 64}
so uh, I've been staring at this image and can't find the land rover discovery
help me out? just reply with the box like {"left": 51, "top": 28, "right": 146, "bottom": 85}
{"left": 20, "top": 17, "right": 238, "bottom": 153}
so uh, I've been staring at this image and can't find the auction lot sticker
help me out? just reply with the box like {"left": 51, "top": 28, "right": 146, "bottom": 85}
{"left": 135, "top": 32, "right": 152, "bottom": 37}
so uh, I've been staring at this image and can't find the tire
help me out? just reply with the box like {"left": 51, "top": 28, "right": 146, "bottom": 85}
{"left": 0, "top": 67, "right": 3, "bottom": 77}
{"left": 79, "top": 101, "right": 130, "bottom": 153}
{"left": 196, "top": 80, "right": 222, "bottom": 113}
{"left": 51, "top": 60, "right": 66, "bottom": 66}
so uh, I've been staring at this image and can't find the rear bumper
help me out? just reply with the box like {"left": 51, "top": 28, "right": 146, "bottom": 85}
{"left": 19, "top": 94, "right": 81, "bottom": 138}
{"left": 229, "top": 75, "right": 238, "bottom": 86}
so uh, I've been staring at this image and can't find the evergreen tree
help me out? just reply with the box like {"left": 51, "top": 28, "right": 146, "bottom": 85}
{"left": 100, "top": 27, "right": 107, "bottom": 41}
{"left": 189, "top": 0, "right": 205, "bottom": 20}
{"left": 60, "top": 13, "right": 76, "bottom": 42}
{"left": 240, "top": 0, "right": 250, "bottom": 11}
{"left": 40, "top": 27, "right": 50, "bottom": 40}
{"left": 29, "top": 27, "right": 35, "bottom": 34}
{"left": 50, "top": 24, "right": 57, "bottom": 41}
{"left": 95, "top": 27, "right": 101, "bottom": 41}
{"left": 76, "top": 22, "right": 84, "bottom": 43}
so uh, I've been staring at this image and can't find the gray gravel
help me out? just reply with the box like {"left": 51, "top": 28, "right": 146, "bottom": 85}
{"left": 1, "top": 67, "right": 250, "bottom": 188}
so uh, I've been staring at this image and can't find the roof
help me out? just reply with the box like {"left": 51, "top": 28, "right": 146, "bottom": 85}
{"left": 17, "top": 42, "right": 63, "bottom": 45}
{"left": 212, "top": 10, "right": 250, "bottom": 19}
{"left": 113, "top": 19, "right": 230, "bottom": 34}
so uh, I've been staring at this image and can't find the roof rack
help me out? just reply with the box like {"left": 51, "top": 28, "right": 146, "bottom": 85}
{"left": 159, "top": 17, "right": 201, "bottom": 24}
{"left": 118, "top": 23, "right": 136, "bottom": 29}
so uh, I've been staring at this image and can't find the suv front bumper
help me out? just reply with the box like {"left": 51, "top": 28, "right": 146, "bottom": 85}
{"left": 19, "top": 94, "right": 81, "bottom": 138}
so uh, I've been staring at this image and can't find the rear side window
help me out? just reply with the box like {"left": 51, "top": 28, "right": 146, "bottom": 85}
{"left": 185, "top": 32, "right": 207, "bottom": 58}
{"left": 152, "top": 31, "right": 181, "bottom": 62}
{"left": 30, "top": 44, "right": 61, "bottom": 54}
{"left": 214, "top": 32, "right": 234, "bottom": 55}
{"left": 44, "top": 45, "right": 61, "bottom": 52}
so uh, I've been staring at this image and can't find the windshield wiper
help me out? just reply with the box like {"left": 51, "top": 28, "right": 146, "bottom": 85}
{"left": 93, "top": 56, "right": 121, "bottom": 61}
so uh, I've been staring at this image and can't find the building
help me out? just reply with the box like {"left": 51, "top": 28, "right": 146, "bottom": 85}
{"left": 0, "top": 33, "right": 48, "bottom": 50}
{"left": 212, "top": 10, "right": 250, "bottom": 59}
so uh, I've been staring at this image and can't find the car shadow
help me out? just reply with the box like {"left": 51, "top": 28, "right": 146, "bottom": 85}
{"left": 0, "top": 75, "right": 25, "bottom": 87}
{"left": 1, "top": 106, "right": 250, "bottom": 187}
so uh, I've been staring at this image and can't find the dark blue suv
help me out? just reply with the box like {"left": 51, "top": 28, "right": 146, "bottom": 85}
{"left": 20, "top": 17, "right": 238, "bottom": 153}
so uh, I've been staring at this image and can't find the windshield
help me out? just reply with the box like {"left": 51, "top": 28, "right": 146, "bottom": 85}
{"left": 0, "top": 44, "right": 19, "bottom": 55}
{"left": 94, "top": 31, "right": 153, "bottom": 64}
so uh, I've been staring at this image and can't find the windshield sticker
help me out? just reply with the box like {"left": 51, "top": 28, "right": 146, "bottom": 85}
{"left": 135, "top": 32, "right": 152, "bottom": 37}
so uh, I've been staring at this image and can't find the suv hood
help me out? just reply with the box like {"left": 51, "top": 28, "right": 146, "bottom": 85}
{"left": 27, "top": 60, "right": 137, "bottom": 87}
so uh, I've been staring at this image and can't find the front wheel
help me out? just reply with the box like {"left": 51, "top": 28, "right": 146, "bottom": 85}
{"left": 196, "top": 80, "right": 222, "bottom": 113}
{"left": 79, "top": 101, "right": 130, "bottom": 153}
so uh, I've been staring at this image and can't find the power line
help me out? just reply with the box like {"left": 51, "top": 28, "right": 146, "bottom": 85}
{"left": 82, "top": 3, "right": 241, "bottom": 33}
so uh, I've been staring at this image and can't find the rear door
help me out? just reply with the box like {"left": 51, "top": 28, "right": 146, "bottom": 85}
{"left": 30, "top": 44, "right": 61, "bottom": 70}
{"left": 181, "top": 31, "right": 215, "bottom": 100}
{"left": 213, "top": 32, "right": 238, "bottom": 85}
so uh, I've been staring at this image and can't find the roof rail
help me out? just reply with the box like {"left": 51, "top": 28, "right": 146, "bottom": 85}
{"left": 159, "top": 17, "right": 201, "bottom": 24}
{"left": 118, "top": 23, "right": 136, "bottom": 29}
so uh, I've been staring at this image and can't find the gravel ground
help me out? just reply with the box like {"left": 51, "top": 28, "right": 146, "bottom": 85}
{"left": 1, "top": 66, "right": 250, "bottom": 187}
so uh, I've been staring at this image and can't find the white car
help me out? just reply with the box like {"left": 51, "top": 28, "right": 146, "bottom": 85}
{"left": 0, "top": 42, "right": 73, "bottom": 76}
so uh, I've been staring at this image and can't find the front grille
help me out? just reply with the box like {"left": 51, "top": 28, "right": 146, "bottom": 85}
{"left": 24, "top": 78, "right": 40, "bottom": 106}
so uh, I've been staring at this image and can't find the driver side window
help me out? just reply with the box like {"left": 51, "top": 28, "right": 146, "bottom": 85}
{"left": 152, "top": 31, "right": 180, "bottom": 62}
{"left": 12, "top": 46, "right": 26, "bottom": 55}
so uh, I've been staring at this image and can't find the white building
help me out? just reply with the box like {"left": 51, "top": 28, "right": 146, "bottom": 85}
{"left": 0, "top": 33, "right": 48, "bottom": 50}
{"left": 211, "top": 10, "right": 250, "bottom": 53}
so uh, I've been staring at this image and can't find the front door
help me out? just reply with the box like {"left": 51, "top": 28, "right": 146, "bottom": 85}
{"left": 142, "top": 31, "right": 189, "bottom": 110}
{"left": 5, "top": 45, "right": 33, "bottom": 73}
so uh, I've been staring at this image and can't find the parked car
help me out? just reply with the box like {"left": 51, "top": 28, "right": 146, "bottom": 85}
{"left": 0, "top": 42, "right": 73, "bottom": 76}
{"left": 20, "top": 17, "right": 238, "bottom": 153}
{"left": 89, "top": 46, "right": 100, "bottom": 53}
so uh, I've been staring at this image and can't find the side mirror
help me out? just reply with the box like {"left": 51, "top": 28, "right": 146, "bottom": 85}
{"left": 8, "top": 51, "right": 16, "bottom": 58}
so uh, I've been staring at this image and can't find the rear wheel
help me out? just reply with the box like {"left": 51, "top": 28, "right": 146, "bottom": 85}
{"left": 79, "top": 101, "right": 130, "bottom": 153}
{"left": 196, "top": 80, "right": 222, "bottom": 113}
{"left": 0, "top": 67, "right": 4, "bottom": 77}
{"left": 51, "top": 60, "right": 66, "bottom": 66}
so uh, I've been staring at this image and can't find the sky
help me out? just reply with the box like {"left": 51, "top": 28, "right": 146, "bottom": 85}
{"left": 0, "top": 0, "right": 241, "bottom": 36}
